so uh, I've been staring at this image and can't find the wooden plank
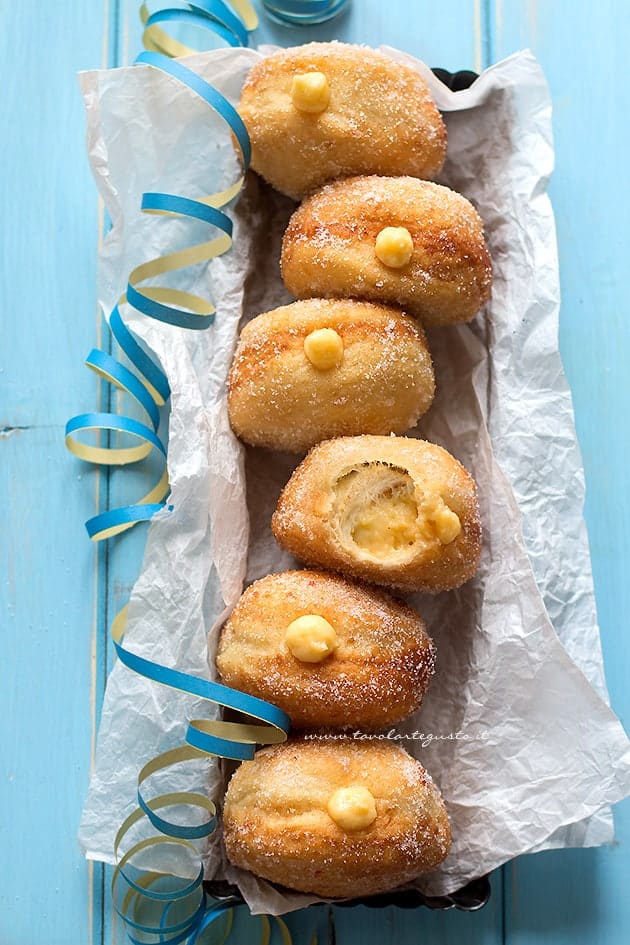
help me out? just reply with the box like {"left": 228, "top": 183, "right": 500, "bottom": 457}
{"left": 0, "top": 435, "right": 103, "bottom": 945}
{"left": 119, "top": 0, "right": 484, "bottom": 70}
{"left": 489, "top": 2, "right": 630, "bottom": 943}
{"left": 0, "top": 2, "right": 117, "bottom": 943}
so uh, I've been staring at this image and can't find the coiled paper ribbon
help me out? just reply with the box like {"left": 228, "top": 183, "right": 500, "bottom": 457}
{"left": 111, "top": 605, "right": 290, "bottom": 943}
{"left": 64, "top": 4, "right": 309, "bottom": 941}
{"left": 64, "top": 44, "right": 252, "bottom": 539}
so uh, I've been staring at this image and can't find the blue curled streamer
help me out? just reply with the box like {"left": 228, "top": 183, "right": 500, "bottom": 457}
{"left": 142, "top": 1, "right": 254, "bottom": 51}
{"left": 114, "top": 636, "right": 291, "bottom": 761}
{"left": 65, "top": 35, "right": 252, "bottom": 539}
{"left": 110, "top": 304, "right": 171, "bottom": 404}
{"left": 136, "top": 52, "right": 251, "bottom": 165}
{"left": 110, "top": 597, "right": 290, "bottom": 939}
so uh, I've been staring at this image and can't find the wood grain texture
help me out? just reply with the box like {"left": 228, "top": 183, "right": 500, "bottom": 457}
{"left": 0, "top": 3, "right": 112, "bottom": 942}
{"left": 492, "top": 2, "right": 630, "bottom": 943}
{"left": 3, "top": 0, "right": 628, "bottom": 943}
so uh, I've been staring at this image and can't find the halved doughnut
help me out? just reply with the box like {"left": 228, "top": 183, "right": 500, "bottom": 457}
{"left": 272, "top": 435, "right": 482, "bottom": 593}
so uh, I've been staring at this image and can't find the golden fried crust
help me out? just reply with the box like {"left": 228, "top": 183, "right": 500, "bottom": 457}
{"left": 227, "top": 299, "right": 435, "bottom": 453}
{"left": 223, "top": 738, "right": 451, "bottom": 898}
{"left": 238, "top": 42, "right": 446, "bottom": 200}
{"left": 281, "top": 176, "right": 493, "bottom": 326}
{"left": 216, "top": 569, "right": 435, "bottom": 730}
{"left": 271, "top": 435, "right": 482, "bottom": 593}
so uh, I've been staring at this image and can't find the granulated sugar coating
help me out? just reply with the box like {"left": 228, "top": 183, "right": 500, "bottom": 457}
{"left": 223, "top": 738, "right": 451, "bottom": 899}
{"left": 227, "top": 298, "right": 435, "bottom": 453}
{"left": 281, "top": 176, "right": 493, "bottom": 326}
{"left": 238, "top": 42, "right": 446, "bottom": 199}
{"left": 216, "top": 569, "right": 436, "bottom": 730}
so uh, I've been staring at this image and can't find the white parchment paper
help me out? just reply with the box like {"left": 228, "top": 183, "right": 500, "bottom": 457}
{"left": 78, "top": 46, "right": 630, "bottom": 908}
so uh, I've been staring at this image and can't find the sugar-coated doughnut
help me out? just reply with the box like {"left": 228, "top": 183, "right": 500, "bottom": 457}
{"left": 237, "top": 42, "right": 446, "bottom": 200}
{"left": 216, "top": 569, "right": 435, "bottom": 730}
{"left": 272, "top": 435, "right": 481, "bottom": 593}
{"left": 227, "top": 299, "right": 435, "bottom": 453}
{"left": 222, "top": 738, "right": 451, "bottom": 898}
{"left": 281, "top": 176, "right": 492, "bottom": 326}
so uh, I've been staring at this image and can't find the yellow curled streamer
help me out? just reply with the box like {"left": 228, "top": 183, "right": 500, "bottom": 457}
{"left": 140, "top": 2, "right": 258, "bottom": 59}
{"left": 65, "top": 42, "right": 254, "bottom": 541}
{"left": 110, "top": 599, "right": 295, "bottom": 941}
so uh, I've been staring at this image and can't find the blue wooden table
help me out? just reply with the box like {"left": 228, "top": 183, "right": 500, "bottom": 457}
{"left": 2, "top": 1, "right": 629, "bottom": 942}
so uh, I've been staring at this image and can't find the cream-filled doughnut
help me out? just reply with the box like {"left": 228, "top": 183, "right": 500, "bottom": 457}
{"left": 281, "top": 175, "right": 492, "bottom": 326}
{"left": 216, "top": 569, "right": 435, "bottom": 730}
{"left": 223, "top": 738, "right": 451, "bottom": 898}
{"left": 227, "top": 299, "right": 435, "bottom": 453}
{"left": 272, "top": 435, "right": 481, "bottom": 593}
{"left": 237, "top": 42, "right": 446, "bottom": 199}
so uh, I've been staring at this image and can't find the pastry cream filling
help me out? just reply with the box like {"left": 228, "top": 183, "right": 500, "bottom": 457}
{"left": 327, "top": 786, "right": 377, "bottom": 831}
{"left": 284, "top": 614, "right": 338, "bottom": 663}
{"left": 303, "top": 327, "right": 344, "bottom": 369}
{"left": 352, "top": 491, "right": 417, "bottom": 555}
{"left": 333, "top": 463, "right": 461, "bottom": 560}
{"left": 429, "top": 500, "right": 461, "bottom": 544}
{"left": 290, "top": 71, "right": 330, "bottom": 113}
{"left": 374, "top": 226, "right": 414, "bottom": 268}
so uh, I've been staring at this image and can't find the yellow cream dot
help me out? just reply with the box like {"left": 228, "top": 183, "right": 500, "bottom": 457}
{"left": 290, "top": 72, "right": 330, "bottom": 114}
{"left": 374, "top": 226, "right": 414, "bottom": 268}
{"left": 303, "top": 328, "right": 344, "bottom": 370}
{"left": 284, "top": 615, "right": 338, "bottom": 663}
{"left": 327, "top": 786, "right": 377, "bottom": 831}
{"left": 431, "top": 502, "right": 461, "bottom": 544}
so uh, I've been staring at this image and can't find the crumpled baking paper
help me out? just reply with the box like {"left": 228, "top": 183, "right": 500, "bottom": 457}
{"left": 77, "top": 45, "right": 630, "bottom": 909}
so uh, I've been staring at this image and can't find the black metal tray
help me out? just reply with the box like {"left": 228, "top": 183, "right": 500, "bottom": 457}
{"left": 203, "top": 873, "right": 491, "bottom": 912}
{"left": 205, "top": 65, "right": 488, "bottom": 916}
{"left": 432, "top": 66, "right": 479, "bottom": 91}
